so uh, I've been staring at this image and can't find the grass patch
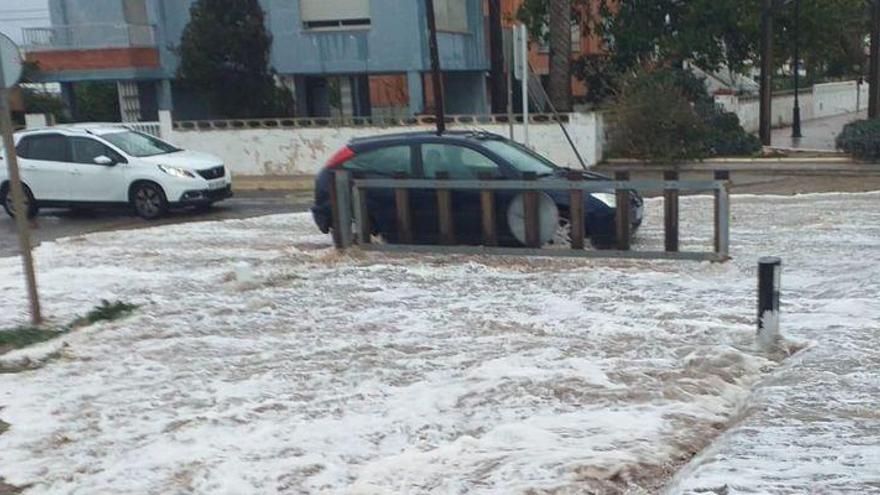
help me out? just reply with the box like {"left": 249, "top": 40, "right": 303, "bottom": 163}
{"left": 0, "top": 327, "right": 64, "bottom": 351}
{"left": 0, "top": 300, "right": 138, "bottom": 355}
{"left": 70, "top": 300, "right": 139, "bottom": 329}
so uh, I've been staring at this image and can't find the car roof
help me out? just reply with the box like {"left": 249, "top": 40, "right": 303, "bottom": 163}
{"left": 15, "top": 124, "right": 132, "bottom": 138}
{"left": 348, "top": 130, "right": 505, "bottom": 147}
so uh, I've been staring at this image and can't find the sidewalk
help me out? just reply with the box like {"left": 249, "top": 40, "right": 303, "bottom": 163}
{"left": 771, "top": 110, "right": 866, "bottom": 152}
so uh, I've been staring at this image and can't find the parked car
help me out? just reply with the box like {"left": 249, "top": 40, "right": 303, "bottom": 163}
{"left": 0, "top": 125, "right": 233, "bottom": 220}
{"left": 311, "top": 131, "right": 643, "bottom": 248}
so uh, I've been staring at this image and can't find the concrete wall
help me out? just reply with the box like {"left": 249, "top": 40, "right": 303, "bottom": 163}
{"left": 159, "top": 111, "right": 606, "bottom": 176}
{"left": 715, "top": 80, "right": 867, "bottom": 133}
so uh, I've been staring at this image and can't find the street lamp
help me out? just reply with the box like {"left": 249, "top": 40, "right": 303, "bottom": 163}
{"left": 791, "top": 0, "right": 802, "bottom": 138}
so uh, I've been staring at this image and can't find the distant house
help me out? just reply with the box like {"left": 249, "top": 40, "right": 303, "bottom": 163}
{"left": 21, "top": 0, "right": 490, "bottom": 122}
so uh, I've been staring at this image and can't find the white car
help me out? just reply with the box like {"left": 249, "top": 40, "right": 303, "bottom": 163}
{"left": 0, "top": 125, "right": 232, "bottom": 220}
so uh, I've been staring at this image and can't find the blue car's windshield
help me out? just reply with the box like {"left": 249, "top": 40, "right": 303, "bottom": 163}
{"left": 480, "top": 139, "right": 558, "bottom": 176}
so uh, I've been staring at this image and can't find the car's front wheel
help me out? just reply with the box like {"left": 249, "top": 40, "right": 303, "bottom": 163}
{"left": 131, "top": 182, "right": 168, "bottom": 220}
{"left": 1, "top": 183, "right": 39, "bottom": 219}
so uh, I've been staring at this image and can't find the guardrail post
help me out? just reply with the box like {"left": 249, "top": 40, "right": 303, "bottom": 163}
{"left": 330, "top": 170, "right": 353, "bottom": 249}
{"left": 523, "top": 172, "right": 540, "bottom": 248}
{"left": 567, "top": 170, "right": 585, "bottom": 250}
{"left": 664, "top": 170, "right": 680, "bottom": 252}
{"left": 435, "top": 171, "right": 455, "bottom": 245}
{"left": 714, "top": 170, "right": 731, "bottom": 259}
{"left": 393, "top": 171, "right": 413, "bottom": 244}
{"left": 614, "top": 171, "right": 631, "bottom": 251}
{"left": 478, "top": 172, "right": 497, "bottom": 246}
{"left": 352, "top": 173, "right": 370, "bottom": 245}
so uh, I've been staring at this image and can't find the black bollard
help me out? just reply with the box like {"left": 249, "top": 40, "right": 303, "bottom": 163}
{"left": 757, "top": 257, "right": 782, "bottom": 331}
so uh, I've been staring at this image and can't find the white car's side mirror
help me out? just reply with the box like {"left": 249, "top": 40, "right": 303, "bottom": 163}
{"left": 94, "top": 155, "right": 115, "bottom": 166}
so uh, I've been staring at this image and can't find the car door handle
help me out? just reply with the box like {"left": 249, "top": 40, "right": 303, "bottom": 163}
{"left": 71, "top": 169, "right": 82, "bottom": 176}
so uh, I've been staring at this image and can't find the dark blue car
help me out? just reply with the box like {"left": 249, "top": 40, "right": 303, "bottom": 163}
{"left": 312, "top": 131, "right": 643, "bottom": 248}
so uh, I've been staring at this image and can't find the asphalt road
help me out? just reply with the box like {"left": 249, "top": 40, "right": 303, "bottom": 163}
{"left": 0, "top": 191, "right": 314, "bottom": 258}
{"left": 3, "top": 172, "right": 880, "bottom": 258}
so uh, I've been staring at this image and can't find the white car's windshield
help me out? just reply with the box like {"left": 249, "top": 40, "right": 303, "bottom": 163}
{"left": 481, "top": 139, "right": 557, "bottom": 176}
{"left": 102, "top": 131, "right": 181, "bottom": 157}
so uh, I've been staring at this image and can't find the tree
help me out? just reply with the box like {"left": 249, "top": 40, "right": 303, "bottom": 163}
{"left": 548, "top": 0, "right": 573, "bottom": 111}
{"left": 177, "top": 0, "right": 293, "bottom": 118}
{"left": 521, "top": 0, "right": 871, "bottom": 105}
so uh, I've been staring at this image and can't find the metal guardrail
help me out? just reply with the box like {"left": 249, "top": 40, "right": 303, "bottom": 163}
{"left": 22, "top": 24, "right": 156, "bottom": 51}
{"left": 330, "top": 170, "right": 732, "bottom": 262}
{"left": 172, "top": 113, "right": 570, "bottom": 131}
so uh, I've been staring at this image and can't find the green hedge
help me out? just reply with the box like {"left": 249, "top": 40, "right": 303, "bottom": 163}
{"left": 610, "top": 68, "right": 761, "bottom": 163}
{"left": 836, "top": 119, "right": 880, "bottom": 161}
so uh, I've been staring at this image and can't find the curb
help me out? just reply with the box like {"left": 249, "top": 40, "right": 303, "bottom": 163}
{"left": 233, "top": 175, "right": 314, "bottom": 191}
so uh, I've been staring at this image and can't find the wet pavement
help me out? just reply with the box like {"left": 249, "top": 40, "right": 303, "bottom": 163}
{"left": 771, "top": 110, "right": 866, "bottom": 152}
{"left": 0, "top": 190, "right": 313, "bottom": 258}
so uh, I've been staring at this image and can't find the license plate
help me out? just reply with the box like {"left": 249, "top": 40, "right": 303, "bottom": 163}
{"left": 207, "top": 180, "right": 226, "bottom": 190}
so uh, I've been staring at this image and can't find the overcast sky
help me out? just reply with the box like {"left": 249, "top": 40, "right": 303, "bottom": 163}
{"left": 0, "top": 0, "right": 49, "bottom": 44}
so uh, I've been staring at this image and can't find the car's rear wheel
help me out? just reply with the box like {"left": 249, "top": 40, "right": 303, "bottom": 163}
{"left": 131, "top": 182, "right": 168, "bottom": 220}
{"left": 1, "top": 183, "right": 38, "bottom": 219}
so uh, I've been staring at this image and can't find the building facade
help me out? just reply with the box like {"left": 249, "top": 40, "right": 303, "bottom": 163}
{"left": 23, "top": 0, "right": 489, "bottom": 121}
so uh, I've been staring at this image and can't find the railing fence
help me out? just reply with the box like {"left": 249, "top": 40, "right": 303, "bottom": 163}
{"left": 330, "top": 170, "right": 732, "bottom": 262}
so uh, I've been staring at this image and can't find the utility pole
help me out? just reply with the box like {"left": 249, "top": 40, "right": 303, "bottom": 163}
{"left": 870, "top": 0, "right": 880, "bottom": 119}
{"left": 488, "top": 0, "right": 507, "bottom": 114}
{"left": 791, "top": 0, "right": 802, "bottom": 138}
{"left": 0, "top": 40, "right": 42, "bottom": 326}
{"left": 425, "top": 0, "right": 446, "bottom": 134}
{"left": 759, "top": 0, "right": 774, "bottom": 146}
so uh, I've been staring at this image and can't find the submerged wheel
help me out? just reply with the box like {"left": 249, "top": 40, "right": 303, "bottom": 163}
{"left": 1, "top": 183, "right": 38, "bottom": 219}
{"left": 131, "top": 182, "right": 168, "bottom": 220}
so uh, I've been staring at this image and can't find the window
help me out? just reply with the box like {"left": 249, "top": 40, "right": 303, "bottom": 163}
{"left": 300, "top": 0, "right": 370, "bottom": 29}
{"left": 344, "top": 146, "right": 411, "bottom": 175}
{"left": 17, "top": 135, "right": 69, "bottom": 162}
{"left": 434, "top": 0, "right": 467, "bottom": 32}
{"left": 421, "top": 144, "right": 498, "bottom": 179}
{"left": 122, "top": 0, "right": 148, "bottom": 25}
{"left": 70, "top": 137, "right": 121, "bottom": 164}
{"left": 101, "top": 131, "right": 180, "bottom": 157}
{"left": 480, "top": 139, "right": 557, "bottom": 176}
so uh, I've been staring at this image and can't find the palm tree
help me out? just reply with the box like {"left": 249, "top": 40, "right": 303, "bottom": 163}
{"left": 548, "top": 0, "right": 572, "bottom": 111}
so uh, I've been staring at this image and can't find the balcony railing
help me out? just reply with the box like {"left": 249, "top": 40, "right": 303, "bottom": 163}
{"left": 22, "top": 24, "right": 156, "bottom": 51}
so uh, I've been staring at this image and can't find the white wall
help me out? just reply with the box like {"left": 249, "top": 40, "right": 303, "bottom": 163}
{"left": 162, "top": 112, "right": 606, "bottom": 177}
{"left": 813, "top": 81, "right": 869, "bottom": 119}
{"left": 715, "top": 80, "right": 866, "bottom": 133}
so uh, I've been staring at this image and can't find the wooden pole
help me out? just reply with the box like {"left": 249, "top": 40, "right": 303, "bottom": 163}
{"left": 425, "top": 0, "right": 446, "bottom": 134}
{"left": 759, "top": 0, "right": 774, "bottom": 146}
{"left": 435, "top": 171, "right": 455, "bottom": 245}
{"left": 0, "top": 86, "right": 42, "bottom": 326}
{"left": 567, "top": 170, "right": 585, "bottom": 250}
{"left": 488, "top": 0, "right": 507, "bottom": 114}
{"left": 478, "top": 172, "right": 497, "bottom": 246}
{"left": 523, "top": 172, "right": 539, "bottom": 248}
{"left": 664, "top": 170, "right": 679, "bottom": 253}
{"left": 614, "top": 171, "right": 631, "bottom": 251}
{"left": 393, "top": 172, "right": 413, "bottom": 243}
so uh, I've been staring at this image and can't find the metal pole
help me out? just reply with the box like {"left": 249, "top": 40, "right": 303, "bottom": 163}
{"left": 791, "top": 0, "right": 802, "bottom": 138}
{"left": 425, "top": 0, "right": 446, "bottom": 134}
{"left": 0, "top": 85, "right": 42, "bottom": 326}
{"left": 757, "top": 257, "right": 782, "bottom": 341}
{"left": 520, "top": 24, "right": 530, "bottom": 146}
{"left": 759, "top": 0, "right": 774, "bottom": 146}
{"left": 506, "top": 28, "right": 515, "bottom": 139}
{"left": 870, "top": 0, "right": 880, "bottom": 119}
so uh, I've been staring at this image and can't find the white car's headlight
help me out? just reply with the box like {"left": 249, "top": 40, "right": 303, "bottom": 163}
{"left": 158, "top": 164, "right": 197, "bottom": 179}
{"left": 591, "top": 192, "right": 617, "bottom": 208}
